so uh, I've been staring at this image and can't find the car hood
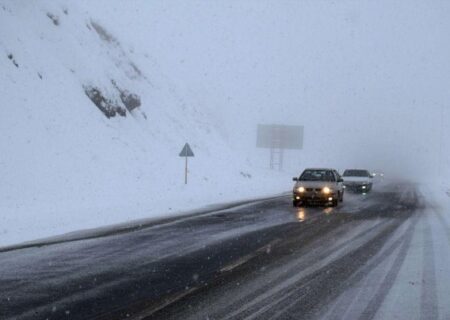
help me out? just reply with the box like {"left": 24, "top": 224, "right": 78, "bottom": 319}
{"left": 294, "top": 181, "right": 334, "bottom": 189}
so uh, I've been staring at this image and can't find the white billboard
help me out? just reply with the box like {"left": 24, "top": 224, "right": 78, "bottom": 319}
{"left": 256, "top": 124, "right": 304, "bottom": 150}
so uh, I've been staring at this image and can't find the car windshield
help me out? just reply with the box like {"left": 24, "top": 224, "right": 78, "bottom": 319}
{"left": 343, "top": 170, "right": 370, "bottom": 177}
{"left": 299, "top": 170, "right": 335, "bottom": 182}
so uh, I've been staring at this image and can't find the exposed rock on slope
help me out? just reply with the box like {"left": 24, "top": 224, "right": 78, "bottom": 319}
{"left": 83, "top": 85, "right": 127, "bottom": 118}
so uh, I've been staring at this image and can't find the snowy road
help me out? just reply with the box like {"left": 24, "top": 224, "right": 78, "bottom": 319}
{"left": 1, "top": 183, "right": 449, "bottom": 320}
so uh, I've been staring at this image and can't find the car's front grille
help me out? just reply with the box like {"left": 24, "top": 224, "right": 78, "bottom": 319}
{"left": 306, "top": 188, "right": 322, "bottom": 192}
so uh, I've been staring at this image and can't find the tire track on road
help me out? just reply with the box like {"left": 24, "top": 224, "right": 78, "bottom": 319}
{"left": 433, "top": 206, "right": 450, "bottom": 244}
{"left": 313, "top": 210, "right": 419, "bottom": 320}
{"left": 265, "top": 216, "right": 414, "bottom": 320}
{"left": 357, "top": 213, "right": 419, "bottom": 320}
{"left": 139, "top": 186, "right": 419, "bottom": 320}
{"left": 420, "top": 210, "right": 439, "bottom": 320}
{"left": 218, "top": 220, "right": 391, "bottom": 320}
{"left": 217, "top": 191, "right": 417, "bottom": 320}
{"left": 155, "top": 187, "right": 419, "bottom": 320}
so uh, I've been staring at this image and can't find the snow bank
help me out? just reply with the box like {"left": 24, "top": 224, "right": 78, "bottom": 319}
{"left": 0, "top": 1, "right": 292, "bottom": 247}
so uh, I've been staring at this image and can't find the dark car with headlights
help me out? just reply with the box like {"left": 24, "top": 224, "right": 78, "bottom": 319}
{"left": 342, "top": 169, "right": 373, "bottom": 193}
{"left": 292, "top": 168, "right": 344, "bottom": 207}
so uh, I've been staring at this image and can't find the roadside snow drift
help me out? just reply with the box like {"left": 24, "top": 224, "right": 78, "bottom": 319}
{"left": 0, "top": 1, "right": 290, "bottom": 246}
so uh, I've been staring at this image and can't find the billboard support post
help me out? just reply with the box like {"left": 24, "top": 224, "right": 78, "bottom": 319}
{"left": 256, "top": 124, "right": 303, "bottom": 171}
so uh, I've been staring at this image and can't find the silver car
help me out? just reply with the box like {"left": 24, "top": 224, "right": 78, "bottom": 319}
{"left": 292, "top": 168, "right": 344, "bottom": 207}
{"left": 342, "top": 169, "right": 373, "bottom": 193}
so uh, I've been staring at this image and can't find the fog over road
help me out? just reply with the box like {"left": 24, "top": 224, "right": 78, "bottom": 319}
{"left": 1, "top": 182, "right": 449, "bottom": 320}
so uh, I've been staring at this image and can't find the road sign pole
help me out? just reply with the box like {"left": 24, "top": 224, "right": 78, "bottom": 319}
{"left": 185, "top": 155, "right": 188, "bottom": 184}
{"left": 179, "top": 142, "right": 194, "bottom": 185}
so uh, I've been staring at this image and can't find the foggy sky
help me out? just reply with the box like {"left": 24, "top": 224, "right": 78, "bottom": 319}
{"left": 93, "top": 0, "right": 450, "bottom": 181}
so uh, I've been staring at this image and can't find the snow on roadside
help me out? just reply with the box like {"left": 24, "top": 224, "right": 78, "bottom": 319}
{"left": 374, "top": 183, "right": 450, "bottom": 320}
{"left": 0, "top": 169, "right": 291, "bottom": 248}
{"left": 0, "top": 1, "right": 294, "bottom": 247}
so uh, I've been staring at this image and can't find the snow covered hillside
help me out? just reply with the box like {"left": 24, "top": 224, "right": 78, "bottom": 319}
{"left": 1, "top": 0, "right": 449, "bottom": 247}
{"left": 0, "top": 1, "right": 290, "bottom": 246}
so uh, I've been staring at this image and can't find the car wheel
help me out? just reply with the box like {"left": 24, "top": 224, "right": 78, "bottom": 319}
{"left": 340, "top": 191, "right": 344, "bottom": 202}
{"left": 293, "top": 201, "right": 298, "bottom": 207}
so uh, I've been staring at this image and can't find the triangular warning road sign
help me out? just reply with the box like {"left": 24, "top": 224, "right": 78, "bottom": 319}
{"left": 179, "top": 143, "right": 194, "bottom": 157}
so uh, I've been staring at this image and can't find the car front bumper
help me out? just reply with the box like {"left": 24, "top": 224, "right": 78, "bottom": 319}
{"left": 343, "top": 183, "right": 372, "bottom": 192}
{"left": 293, "top": 192, "right": 337, "bottom": 204}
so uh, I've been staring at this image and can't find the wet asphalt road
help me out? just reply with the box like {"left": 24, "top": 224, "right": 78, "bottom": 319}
{"left": 1, "top": 182, "right": 443, "bottom": 320}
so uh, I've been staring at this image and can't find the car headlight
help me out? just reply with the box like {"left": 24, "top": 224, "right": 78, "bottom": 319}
{"left": 297, "top": 186, "right": 305, "bottom": 193}
{"left": 322, "top": 187, "right": 332, "bottom": 194}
